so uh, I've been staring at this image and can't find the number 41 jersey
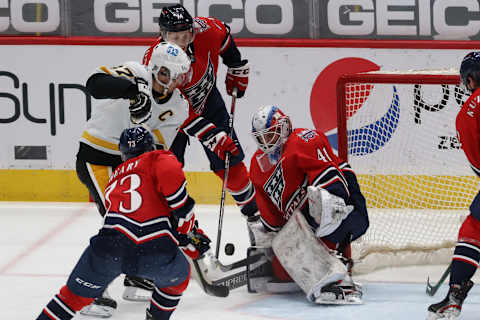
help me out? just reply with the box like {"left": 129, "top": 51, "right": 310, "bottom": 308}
{"left": 103, "top": 150, "right": 192, "bottom": 245}
{"left": 250, "top": 128, "right": 349, "bottom": 231}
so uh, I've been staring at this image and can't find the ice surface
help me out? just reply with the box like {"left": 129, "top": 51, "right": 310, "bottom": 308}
{"left": 1, "top": 202, "right": 480, "bottom": 319}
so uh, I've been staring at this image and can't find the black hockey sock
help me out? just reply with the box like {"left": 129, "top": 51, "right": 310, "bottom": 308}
{"left": 450, "top": 241, "right": 480, "bottom": 285}
{"left": 149, "top": 287, "right": 181, "bottom": 320}
{"left": 36, "top": 295, "right": 76, "bottom": 320}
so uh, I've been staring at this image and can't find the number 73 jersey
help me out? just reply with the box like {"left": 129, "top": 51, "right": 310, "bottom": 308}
{"left": 103, "top": 150, "right": 191, "bottom": 245}
{"left": 249, "top": 128, "right": 350, "bottom": 231}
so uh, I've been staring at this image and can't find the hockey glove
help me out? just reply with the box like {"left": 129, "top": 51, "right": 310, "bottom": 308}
{"left": 201, "top": 130, "right": 240, "bottom": 160}
{"left": 225, "top": 60, "right": 249, "bottom": 98}
{"left": 176, "top": 212, "right": 196, "bottom": 235}
{"left": 129, "top": 77, "right": 152, "bottom": 124}
{"left": 178, "top": 222, "right": 211, "bottom": 260}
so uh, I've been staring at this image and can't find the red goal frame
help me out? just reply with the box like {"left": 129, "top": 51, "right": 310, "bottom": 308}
{"left": 336, "top": 72, "right": 461, "bottom": 162}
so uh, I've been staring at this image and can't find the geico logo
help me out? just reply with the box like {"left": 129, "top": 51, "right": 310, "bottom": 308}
{"left": 75, "top": 277, "right": 102, "bottom": 289}
{"left": 327, "top": 0, "right": 480, "bottom": 39}
{"left": 94, "top": 0, "right": 293, "bottom": 35}
{"left": 0, "top": 0, "right": 60, "bottom": 33}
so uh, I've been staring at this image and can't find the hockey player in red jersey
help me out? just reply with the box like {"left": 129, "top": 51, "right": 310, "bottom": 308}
{"left": 36, "top": 127, "right": 210, "bottom": 320}
{"left": 247, "top": 105, "right": 369, "bottom": 304}
{"left": 427, "top": 52, "right": 480, "bottom": 319}
{"left": 143, "top": 4, "right": 258, "bottom": 219}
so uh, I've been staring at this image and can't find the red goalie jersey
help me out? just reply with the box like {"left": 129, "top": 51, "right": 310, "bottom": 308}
{"left": 250, "top": 128, "right": 350, "bottom": 231}
{"left": 143, "top": 17, "right": 231, "bottom": 115}
{"left": 456, "top": 87, "right": 480, "bottom": 176}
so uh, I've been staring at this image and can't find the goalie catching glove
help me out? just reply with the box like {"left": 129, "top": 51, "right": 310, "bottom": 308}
{"left": 225, "top": 60, "right": 249, "bottom": 98}
{"left": 307, "top": 186, "right": 354, "bottom": 238}
{"left": 129, "top": 77, "right": 152, "bottom": 124}
{"left": 200, "top": 129, "right": 240, "bottom": 160}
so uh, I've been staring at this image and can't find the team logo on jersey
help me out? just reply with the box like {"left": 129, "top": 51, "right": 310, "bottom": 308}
{"left": 263, "top": 161, "right": 286, "bottom": 211}
{"left": 193, "top": 18, "right": 210, "bottom": 33}
{"left": 284, "top": 177, "right": 308, "bottom": 220}
{"left": 297, "top": 129, "right": 317, "bottom": 142}
{"left": 309, "top": 58, "right": 399, "bottom": 155}
{"left": 183, "top": 53, "right": 215, "bottom": 114}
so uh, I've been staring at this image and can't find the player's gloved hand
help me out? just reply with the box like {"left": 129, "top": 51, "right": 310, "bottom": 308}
{"left": 187, "top": 224, "right": 211, "bottom": 259}
{"left": 129, "top": 77, "right": 152, "bottom": 124}
{"left": 178, "top": 221, "right": 211, "bottom": 260}
{"left": 176, "top": 212, "right": 196, "bottom": 235}
{"left": 246, "top": 214, "right": 275, "bottom": 247}
{"left": 201, "top": 130, "right": 240, "bottom": 160}
{"left": 225, "top": 60, "right": 249, "bottom": 98}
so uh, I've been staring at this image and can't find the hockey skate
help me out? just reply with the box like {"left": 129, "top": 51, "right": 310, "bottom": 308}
{"left": 314, "top": 276, "right": 363, "bottom": 305}
{"left": 145, "top": 308, "right": 155, "bottom": 320}
{"left": 122, "top": 275, "right": 155, "bottom": 301}
{"left": 80, "top": 288, "right": 117, "bottom": 318}
{"left": 427, "top": 280, "right": 473, "bottom": 319}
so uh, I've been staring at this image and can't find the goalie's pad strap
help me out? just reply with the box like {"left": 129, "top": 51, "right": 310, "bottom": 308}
{"left": 272, "top": 210, "right": 347, "bottom": 302}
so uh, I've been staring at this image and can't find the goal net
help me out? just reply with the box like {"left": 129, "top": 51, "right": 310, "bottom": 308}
{"left": 336, "top": 70, "right": 477, "bottom": 274}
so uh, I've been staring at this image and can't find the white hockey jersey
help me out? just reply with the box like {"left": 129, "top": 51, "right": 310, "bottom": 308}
{"left": 80, "top": 61, "right": 189, "bottom": 155}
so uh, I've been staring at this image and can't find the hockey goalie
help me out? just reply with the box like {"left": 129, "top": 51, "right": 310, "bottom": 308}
{"left": 246, "top": 105, "right": 369, "bottom": 304}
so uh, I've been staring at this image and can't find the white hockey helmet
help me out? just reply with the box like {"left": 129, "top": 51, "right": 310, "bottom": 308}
{"left": 251, "top": 105, "right": 292, "bottom": 154}
{"left": 147, "top": 42, "right": 191, "bottom": 93}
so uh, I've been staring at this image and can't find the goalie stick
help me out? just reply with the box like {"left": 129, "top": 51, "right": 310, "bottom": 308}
{"left": 215, "top": 252, "right": 264, "bottom": 272}
{"left": 426, "top": 263, "right": 451, "bottom": 297}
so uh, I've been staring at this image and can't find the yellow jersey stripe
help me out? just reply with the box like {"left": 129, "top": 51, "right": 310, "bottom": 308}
{"left": 82, "top": 131, "right": 119, "bottom": 151}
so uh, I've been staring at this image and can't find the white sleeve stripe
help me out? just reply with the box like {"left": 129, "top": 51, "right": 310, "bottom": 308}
{"left": 170, "top": 193, "right": 189, "bottom": 210}
{"left": 457, "top": 242, "right": 480, "bottom": 253}
{"left": 183, "top": 117, "right": 203, "bottom": 132}
{"left": 311, "top": 167, "right": 337, "bottom": 186}
{"left": 166, "top": 180, "right": 187, "bottom": 201}
{"left": 194, "top": 123, "right": 216, "bottom": 138}
{"left": 220, "top": 34, "right": 231, "bottom": 53}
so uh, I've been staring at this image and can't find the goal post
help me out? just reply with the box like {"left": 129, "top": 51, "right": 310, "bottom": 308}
{"left": 336, "top": 70, "right": 477, "bottom": 274}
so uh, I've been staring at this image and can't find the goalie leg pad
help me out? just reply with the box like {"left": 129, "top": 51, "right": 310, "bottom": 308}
{"left": 272, "top": 210, "right": 348, "bottom": 302}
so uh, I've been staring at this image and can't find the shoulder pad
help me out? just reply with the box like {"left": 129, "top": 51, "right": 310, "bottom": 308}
{"left": 94, "top": 61, "right": 151, "bottom": 84}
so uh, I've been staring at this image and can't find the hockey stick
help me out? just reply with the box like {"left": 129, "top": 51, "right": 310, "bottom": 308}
{"left": 426, "top": 263, "right": 451, "bottom": 296}
{"left": 215, "top": 252, "right": 263, "bottom": 272}
{"left": 192, "top": 259, "right": 230, "bottom": 297}
{"left": 215, "top": 87, "right": 238, "bottom": 259}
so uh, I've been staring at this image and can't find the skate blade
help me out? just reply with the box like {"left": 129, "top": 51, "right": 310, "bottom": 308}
{"left": 122, "top": 287, "right": 152, "bottom": 301}
{"left": 314, "top": 293, "right": 363, "bottom": 305}
{"left": 80, "top": 304, "right": 114, "bottom": 318}
{"left": 426, "top": 310, "right": 459, "bottom": 320}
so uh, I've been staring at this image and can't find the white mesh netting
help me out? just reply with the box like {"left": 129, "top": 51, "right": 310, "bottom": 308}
{"left": 341, "top": 71, "right": 478, "bottom": 274}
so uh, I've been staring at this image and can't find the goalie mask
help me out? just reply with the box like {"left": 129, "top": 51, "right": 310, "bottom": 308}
{"left": 119, "top": 127, "right": 154, "bottom": 161}
{"left": 460, "top": 51, "right": 480, "bottom": 93}
{"left": 147, "top": 42, "right": 191, "bottom": 95}
{"left": 251, "top": 105, "right": 292, "bottom": 156}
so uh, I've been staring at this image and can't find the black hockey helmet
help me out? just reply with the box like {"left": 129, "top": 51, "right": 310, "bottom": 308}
{"left": 460, "top": 52, "right": 480, "bottom": 91}
{"left": 158, "top": 4, "right": 193, "bottom": 33}
{"left": 119, "top": 127, "right": 154, "bottom": 161}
